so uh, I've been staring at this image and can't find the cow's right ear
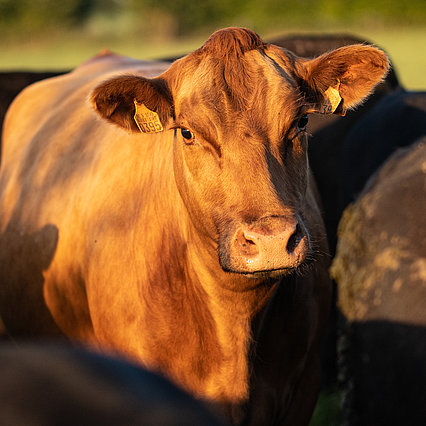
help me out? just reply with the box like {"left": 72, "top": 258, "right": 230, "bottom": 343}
{"left": 90, "top": 75, "right": 174, "bottom": 133}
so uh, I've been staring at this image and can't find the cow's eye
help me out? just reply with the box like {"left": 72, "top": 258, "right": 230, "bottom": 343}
{"left": 181, "top": 128, "right": 195, "bottom": 143}
{"left": 297, "top": 115, "right": 309, "bottom": 129}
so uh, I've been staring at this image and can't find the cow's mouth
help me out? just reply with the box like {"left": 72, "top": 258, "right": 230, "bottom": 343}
{"left": 223, "top": 253, "right": 311, "bottom": 280}
{"left": 242, "top": 265, "right": 302, "bottom": 280}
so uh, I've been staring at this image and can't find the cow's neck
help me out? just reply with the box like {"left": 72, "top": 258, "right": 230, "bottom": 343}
{"left": 139, "top": 160, "right": 277, "bottom": 410}
{"left": 185, "top": 229, "right": 278, "bottom": 406}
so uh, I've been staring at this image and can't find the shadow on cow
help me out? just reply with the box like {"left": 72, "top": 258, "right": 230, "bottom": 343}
{"left": 0, "top": 223, "right": 62, "bottom": 338}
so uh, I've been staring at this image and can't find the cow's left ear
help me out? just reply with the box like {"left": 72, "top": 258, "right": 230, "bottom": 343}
{"left": 297, "top": 44, "right": 390, "bottom": 116}
{"left": 91, "top": 75, "right": 174, "bottom": 133}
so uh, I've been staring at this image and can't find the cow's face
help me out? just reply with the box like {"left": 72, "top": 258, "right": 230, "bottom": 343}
{"left": 168, "top": 43, "right": 314, "bottom": 278}
{"left": 92, "top": 28, "right": 389, "bottom": 278}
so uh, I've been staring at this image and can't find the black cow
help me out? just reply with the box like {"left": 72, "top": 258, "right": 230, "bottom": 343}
{"left": 332, "top": 139, "right": 426, "bottom": 426}
{"left": 0, "top": 343, "right": 224, "bottom": 426}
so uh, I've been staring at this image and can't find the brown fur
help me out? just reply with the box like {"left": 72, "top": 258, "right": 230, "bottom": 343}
{"left": 0, "top": 28, "right": 388, "bottom": 425}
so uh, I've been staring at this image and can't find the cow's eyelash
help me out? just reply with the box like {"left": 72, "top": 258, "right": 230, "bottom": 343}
{"left": 286, "top": 114, "right": 310, "bottom": 140}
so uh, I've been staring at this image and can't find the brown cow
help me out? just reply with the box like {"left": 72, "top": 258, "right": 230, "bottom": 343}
{"left": 0, "top": 28, "right": 388, "bottom": 425}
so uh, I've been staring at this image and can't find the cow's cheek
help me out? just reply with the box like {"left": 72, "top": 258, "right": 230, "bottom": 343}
{"left": 172, "top": 141, "right": 223, "bottom": 237}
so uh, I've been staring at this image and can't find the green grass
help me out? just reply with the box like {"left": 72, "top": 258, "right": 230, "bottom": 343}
{"left": 0, "top": 25, "right": 425, "bottom": 90}
{"left": 0, "top": 31, "right": 203, "bottom": 71}
{"left": 309, "top": 390, "right": 343, "bottom": 426}
{"left": 360, "top": 27, "right": 426, "bottom": 90}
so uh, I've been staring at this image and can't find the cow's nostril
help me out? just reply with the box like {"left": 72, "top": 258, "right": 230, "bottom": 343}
{"left": 243, "top": 236, "right": 256, "bottom": 246}
{"left": 286, "top": 223, "right": 303, "bottom": 254}
{"left": 235, "top": 230, "right": 259, "bottom": 256}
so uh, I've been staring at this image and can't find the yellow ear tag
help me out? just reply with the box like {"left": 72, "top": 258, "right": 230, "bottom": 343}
{"left": 320, "top": 85, "right": 343, "bottom": 115}
{"left": 133, "top": 100, "right": 163, "bottom": 133}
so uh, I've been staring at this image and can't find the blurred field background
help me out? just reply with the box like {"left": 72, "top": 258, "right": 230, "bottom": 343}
{"left": 0, "top": 0, "right": 425, "bottom": 90}
{"left": 0, "top": 1, "right": 424, "bottom": 425}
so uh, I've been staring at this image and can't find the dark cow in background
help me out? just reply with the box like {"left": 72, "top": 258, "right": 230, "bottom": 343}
{"left": 340, "top": 91, "right": 426, "bottom": 206}
{"left": 270, "top": 33, "right": 404, "bottom": 389}
{"left": 331, "top": 139, "right": 426, "bottom": 426}
{"left": 331, "top": 91, "right": 426, "bottom": 398}
{"left": 310, "top": 89, "right": 426, "bottom": 386}
{"left": 0, "top": 28, "right": 389, "bottom": 425}
{"left": 0, "top": 344, "right": 224, "bottom": 426}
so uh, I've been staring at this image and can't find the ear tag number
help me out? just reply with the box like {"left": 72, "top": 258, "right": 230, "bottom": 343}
{"left": 320, "top": 84, "right": 345, "bottom": 115}
{"left": 134, "top": 100, "right": 163, "bottom": 133}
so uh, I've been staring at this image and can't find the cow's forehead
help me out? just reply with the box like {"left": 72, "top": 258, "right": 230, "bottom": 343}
{"left": 170, "top": 48, "right": 302, "bottom": 138}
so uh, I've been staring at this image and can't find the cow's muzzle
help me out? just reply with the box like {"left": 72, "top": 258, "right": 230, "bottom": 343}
{"left": 219, "top": 215, "right": 309, "bottom": 276}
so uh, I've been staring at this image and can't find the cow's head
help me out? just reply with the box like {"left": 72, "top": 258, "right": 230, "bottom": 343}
{"left": 91, "top": 28, "right": 389, "bottom": 278}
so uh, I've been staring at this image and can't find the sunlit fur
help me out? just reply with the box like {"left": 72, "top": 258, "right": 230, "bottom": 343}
{"left": 0, "top": 28, "right": 389, "bottom": 425}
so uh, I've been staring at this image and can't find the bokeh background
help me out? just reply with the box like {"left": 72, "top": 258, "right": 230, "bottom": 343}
{"left": 1, "top": 0, "right": 425, "bottom": 89}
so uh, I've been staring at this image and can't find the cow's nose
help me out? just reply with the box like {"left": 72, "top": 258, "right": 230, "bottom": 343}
{"left": 229, "top": 216, "right": 309, "bottom": 274}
